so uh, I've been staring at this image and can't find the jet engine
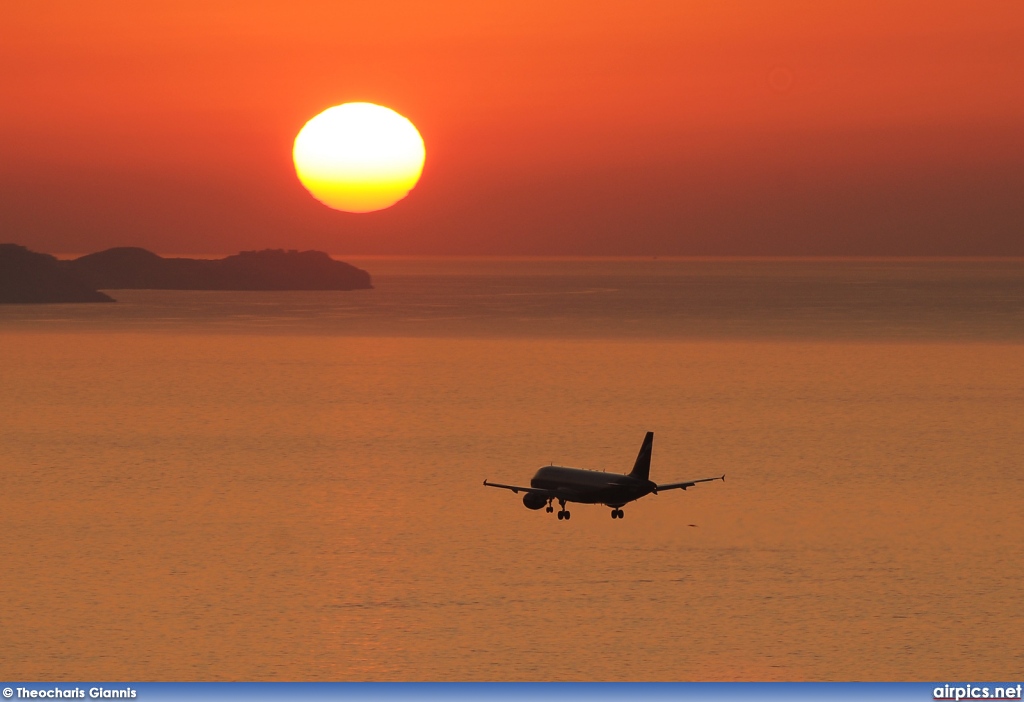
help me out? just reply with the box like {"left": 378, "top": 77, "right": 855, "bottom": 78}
{"left": 522, "top": 492, "right": 547, "bottom": 510}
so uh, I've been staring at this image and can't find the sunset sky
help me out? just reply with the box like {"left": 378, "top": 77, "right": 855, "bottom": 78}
{"left": 2, "top": 0, "right": 1022, "bottom": 255}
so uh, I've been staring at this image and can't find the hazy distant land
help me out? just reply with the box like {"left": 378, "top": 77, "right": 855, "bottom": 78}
{"left": 0, "top": 244, "right": 372, "bottom": 303}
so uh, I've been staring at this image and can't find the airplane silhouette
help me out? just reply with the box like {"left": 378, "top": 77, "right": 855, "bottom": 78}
{"left": 484, "top": 432, "right": 724, "bottom": 520}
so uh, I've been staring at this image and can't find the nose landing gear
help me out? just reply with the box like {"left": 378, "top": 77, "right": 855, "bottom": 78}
{"left": 610, "top": 508, "right": 624, "bottom": 519}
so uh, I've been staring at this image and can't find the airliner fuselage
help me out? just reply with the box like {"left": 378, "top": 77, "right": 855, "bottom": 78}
{"left": 529, "top": 466, "right": 657, "bottom": 505}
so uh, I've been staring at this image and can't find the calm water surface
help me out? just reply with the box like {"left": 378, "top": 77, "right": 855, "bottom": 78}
{"left": 1, "top": 259, "right": 1022, "bottom": 680}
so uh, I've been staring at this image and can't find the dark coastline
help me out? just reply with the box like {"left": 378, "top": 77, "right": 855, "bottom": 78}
{"left": 1, "top": 245, "right": 373, "bottom": 303}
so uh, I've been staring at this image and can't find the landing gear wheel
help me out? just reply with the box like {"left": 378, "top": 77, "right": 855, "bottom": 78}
{"left": 611, "top": 510, "right": 618, "bottom": 519}
{"left": 564, "top": 511, "right": 571, "bottom": 520}
{"left": 616, "top": 509, "right": 624, "bottom": 519}
{"left": 557, "top": 511, "right": 564, "bottom": 520}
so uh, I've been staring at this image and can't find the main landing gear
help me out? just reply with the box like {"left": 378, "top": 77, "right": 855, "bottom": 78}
{"left": 610, "top": 508, "right": 624, "bottom": 519}
{"left": 556, "top": 498, "right": 571, "bottom": 520}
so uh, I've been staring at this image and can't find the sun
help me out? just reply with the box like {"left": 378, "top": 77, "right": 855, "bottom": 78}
{"left": 292, "top": 103, "right": 425, "bottom": 213}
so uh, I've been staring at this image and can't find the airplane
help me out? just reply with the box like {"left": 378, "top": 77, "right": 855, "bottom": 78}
{"left": 483, "top": 431, "right": 724, "bottom": 520}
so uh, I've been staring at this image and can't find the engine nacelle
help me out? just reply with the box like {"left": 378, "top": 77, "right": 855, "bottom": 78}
{"left": 522, "top": 492, "right": 547, "bottom": 510}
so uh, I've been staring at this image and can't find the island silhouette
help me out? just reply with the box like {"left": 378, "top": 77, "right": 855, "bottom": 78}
{"left": 1, "top": 245, "right": 372, "bottom": 303}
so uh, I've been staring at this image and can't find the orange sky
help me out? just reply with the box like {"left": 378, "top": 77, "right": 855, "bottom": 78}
{"left": 2, "top": 0, "right": 1022, "bottom": 255}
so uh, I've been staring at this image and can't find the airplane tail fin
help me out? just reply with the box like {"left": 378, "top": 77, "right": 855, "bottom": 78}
{"left": 629, "top": 431, "right": 654, "bottom": 481}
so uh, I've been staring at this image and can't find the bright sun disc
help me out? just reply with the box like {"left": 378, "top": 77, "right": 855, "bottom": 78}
{"left": 293, "top": 102, "right": 425, "bottom": 213}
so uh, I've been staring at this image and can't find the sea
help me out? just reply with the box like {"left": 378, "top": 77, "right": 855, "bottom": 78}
{"left": 1, "top": 258, "right": 1022, "bottom": 681}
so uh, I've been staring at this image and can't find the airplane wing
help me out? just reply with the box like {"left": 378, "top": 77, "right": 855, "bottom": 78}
{"left": 656, "top": 474, "right": 725, "bottom": 492}
{"left": 482, "top": 480, "right": 550, "bottom": 495}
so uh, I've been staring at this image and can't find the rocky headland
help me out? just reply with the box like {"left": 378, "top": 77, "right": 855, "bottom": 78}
{"left": 0, "top": 244, "right": 114, "bottom": 303}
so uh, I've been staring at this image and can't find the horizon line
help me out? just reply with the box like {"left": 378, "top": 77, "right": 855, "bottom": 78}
{"left": 45, "top": 251, "right": 1024, "bottom": 263}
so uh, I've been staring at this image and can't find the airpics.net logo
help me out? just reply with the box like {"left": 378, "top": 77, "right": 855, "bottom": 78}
{"left": 934, "top": 684, "right": 1023, "bottom": 701}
